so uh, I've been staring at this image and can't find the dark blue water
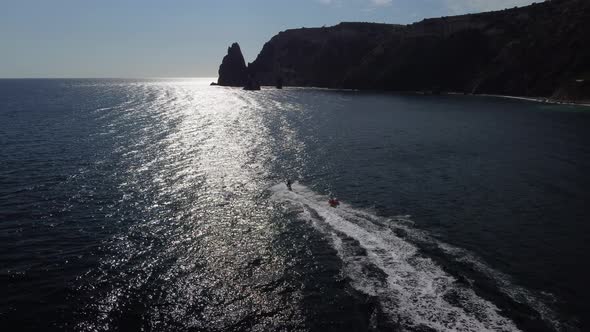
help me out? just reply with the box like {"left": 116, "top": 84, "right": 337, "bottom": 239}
{"left": 1, "top": 79, "right": 589, "bottom": 331}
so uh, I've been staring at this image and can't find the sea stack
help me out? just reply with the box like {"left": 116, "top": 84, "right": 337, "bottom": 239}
{"left": 217, "top": 43, "right": 248, "bottom": 87}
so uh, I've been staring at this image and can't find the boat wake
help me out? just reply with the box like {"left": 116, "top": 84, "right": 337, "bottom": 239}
{"left": 270, "top": 182, "right": 566, "bottom": 332}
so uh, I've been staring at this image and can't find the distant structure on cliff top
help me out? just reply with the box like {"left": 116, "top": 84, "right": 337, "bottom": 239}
{"left": 216, "top": 0, "right": 590, "bottom": 102}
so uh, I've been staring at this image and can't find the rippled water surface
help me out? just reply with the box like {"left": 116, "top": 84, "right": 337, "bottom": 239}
{"left": 1, "top": 79, "right": 590, "bottom": 331}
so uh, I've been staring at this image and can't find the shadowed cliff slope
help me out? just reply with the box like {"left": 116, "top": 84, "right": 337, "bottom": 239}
{"left": 220, "top": 0, "right": 590, "bottom": 102}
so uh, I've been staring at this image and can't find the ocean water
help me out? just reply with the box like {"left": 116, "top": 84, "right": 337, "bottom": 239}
{"left": 1, "top": 78, "right": 589, "bottom": 332}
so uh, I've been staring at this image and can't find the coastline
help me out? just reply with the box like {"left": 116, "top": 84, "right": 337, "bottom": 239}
{"left": 475, "top": 93, "right": 590, "bottom": 108}
{"left": 245, "top": 85, "right": 590, "bottom": 108}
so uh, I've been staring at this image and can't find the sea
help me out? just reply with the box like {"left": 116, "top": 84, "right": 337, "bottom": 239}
{"left": 1, "top": 78, "right": 589, "bottom": 332}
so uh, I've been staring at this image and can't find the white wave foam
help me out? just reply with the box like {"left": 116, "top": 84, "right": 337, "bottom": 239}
{"left": 271, "top": 182, "right": 521, "bottom": 331}
{"left": 378, "top": 216, "right": 568, "bottom": 331}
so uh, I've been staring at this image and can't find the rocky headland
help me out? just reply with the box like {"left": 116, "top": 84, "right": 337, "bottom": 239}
{"left": 217, "top": 43, "right": 248, "bottom": 87}
{"left": 216, "top": 0, "right": 590, "bottom": 103}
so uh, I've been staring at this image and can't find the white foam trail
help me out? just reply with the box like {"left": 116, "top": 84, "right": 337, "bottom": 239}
{"left": 377, "top": 216, "right": 567, "bottom": 331}
{"left": 271, "top": 182, "right": 521, "bottom": 331}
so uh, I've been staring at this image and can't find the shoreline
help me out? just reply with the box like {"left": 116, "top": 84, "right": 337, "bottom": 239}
{"left": 474, "top": 93, "right": 590, "bottom": 108}
{"left": 255, "top": 85, "right": 590, "bottom": 108}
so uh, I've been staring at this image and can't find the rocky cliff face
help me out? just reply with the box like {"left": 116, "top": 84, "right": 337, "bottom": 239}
{"left": 247, "top": 23, "right": 402, "bottom": 88}
{"left": 232, "top": 0, "right": 590, "bottom": 101}
{"left": 217, "top": 43, "right": 248, "bottom": 87}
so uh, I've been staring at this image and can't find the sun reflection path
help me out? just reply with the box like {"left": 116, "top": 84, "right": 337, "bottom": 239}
{"left": 77, "top": 80, "right": 309, "bottom": 331}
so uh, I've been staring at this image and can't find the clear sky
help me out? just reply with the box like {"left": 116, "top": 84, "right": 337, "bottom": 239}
{"left": 0, "top": 0, "right": 538, "bottom": 78}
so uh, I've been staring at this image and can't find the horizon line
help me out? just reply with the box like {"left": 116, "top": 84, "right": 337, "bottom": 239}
{"left": 0, "top": 77, "right": 218, "bottom": 80}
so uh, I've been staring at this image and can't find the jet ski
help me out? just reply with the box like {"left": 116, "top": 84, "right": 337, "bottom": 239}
{"left": 329, "top": 198, "right": 340, "bottom": 208}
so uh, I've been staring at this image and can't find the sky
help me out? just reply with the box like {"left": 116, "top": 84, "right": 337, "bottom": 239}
{"left": 0, "top": 0, "right": 538, "bottom": 78}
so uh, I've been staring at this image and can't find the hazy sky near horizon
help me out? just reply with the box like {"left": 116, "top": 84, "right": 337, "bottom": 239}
{"left": 0, "top": 0, "right": 538, "bottom": 78}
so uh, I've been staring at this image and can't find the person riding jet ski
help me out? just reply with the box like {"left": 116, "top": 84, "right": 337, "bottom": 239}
{"left": 329, "top": 197, "right": 340, "bottom": 208}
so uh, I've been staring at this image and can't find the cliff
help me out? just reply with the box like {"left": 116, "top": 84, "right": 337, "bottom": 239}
{"left": 217, "top": 43, "right": 248, "bottom": 87}
{"left": 218, "top": 0, "right": 590, "bottom": 102}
